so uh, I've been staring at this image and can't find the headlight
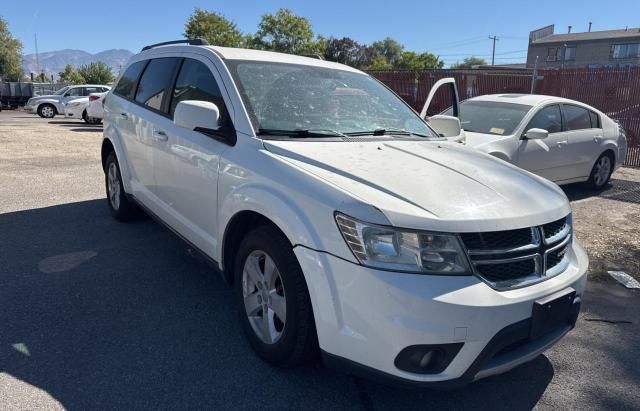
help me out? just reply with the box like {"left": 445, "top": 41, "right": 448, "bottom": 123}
{"left": 335, "top": 213, "right": 471, "bottom": 274}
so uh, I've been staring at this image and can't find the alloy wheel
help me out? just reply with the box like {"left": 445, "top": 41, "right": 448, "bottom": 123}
{"left": 242, "top": 250, "right": 287, "bottom": 344}
{"left": 41, "top": 106, "right": 54, "bottom": 118}
{"left": 594, "top": 156, "right": 611, "bottom": 187}
{"left": 107, "top": 162, "right": 121, "bottom": 210}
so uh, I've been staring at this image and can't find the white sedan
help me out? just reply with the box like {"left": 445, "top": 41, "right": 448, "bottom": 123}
{"left": 422, "top": 81, "right": 628, "bottom": 189}
{"left": 63, "top": 90, "right": 110, "bottom": 124}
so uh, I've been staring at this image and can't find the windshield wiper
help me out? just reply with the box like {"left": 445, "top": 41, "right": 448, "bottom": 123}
{"left": 257, "top": 128, "right": 347, "bottom": 138}
{"left": 344, "top": 128, "right": 430, "bottom": 138}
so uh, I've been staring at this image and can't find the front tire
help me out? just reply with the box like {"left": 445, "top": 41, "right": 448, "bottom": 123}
{"left": 105, "top": 152, "right": 140, "bottom": 221}
{"left": 37, "top": 104, "right": 56, "bottom": 118}
{"left": 234, "top": 225, "right": 318, "bottom": 367}
{"left": 587, "top": 152, "right": 613, "bottom": 190}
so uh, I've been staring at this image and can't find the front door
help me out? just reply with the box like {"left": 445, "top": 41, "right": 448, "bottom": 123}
{"left": 514, "top": 104, "right": 570, "bottom": 182}
{"left": 151, "top": 56, "right": 232, "bottom": 257}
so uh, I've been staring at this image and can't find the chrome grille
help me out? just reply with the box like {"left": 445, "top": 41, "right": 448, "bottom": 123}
{"left": 461, "top": 215, "right": 572, "bottom": 290}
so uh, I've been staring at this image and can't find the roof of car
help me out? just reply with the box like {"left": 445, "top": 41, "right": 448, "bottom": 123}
{"left": 210, "top": 46, "right": 364, "bottom": 73}
{"left": 138, "top": 44, "right": 363, "bottom": 74}
{"left": 466, "top": 94, "right": 576, "bottom": 106}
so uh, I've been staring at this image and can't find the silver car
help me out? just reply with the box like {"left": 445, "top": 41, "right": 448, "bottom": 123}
{"left": 24, "top": 84, "right": 110, "bottom": 118}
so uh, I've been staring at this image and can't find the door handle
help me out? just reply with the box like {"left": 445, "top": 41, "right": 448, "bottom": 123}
{"left": 119, "top": 112, "right": 128, "bottom": 120}
{"left": 557, "top": 140, "right": 568, "bottom": 148}
{"left": 153, "top": 129, "right": 168, "bottom": 142}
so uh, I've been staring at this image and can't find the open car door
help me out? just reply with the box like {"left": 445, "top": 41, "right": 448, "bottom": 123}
{"left": 420, "top": 78, "right": 465, "bottom": 142}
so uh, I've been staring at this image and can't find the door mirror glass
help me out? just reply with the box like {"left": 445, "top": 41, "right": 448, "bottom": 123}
{"left": 427, "top": 115, "right": 462, "bottom": 137}
{"left": 525, "top": 128, "right": 549, "bottom": 140}
{"left": 174, "top": 100, "right": 220, "bottom": 132}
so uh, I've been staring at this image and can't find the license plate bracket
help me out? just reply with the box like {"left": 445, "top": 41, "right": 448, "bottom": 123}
{"left": 531, "top": 288, "right": 576, "bottom": 340}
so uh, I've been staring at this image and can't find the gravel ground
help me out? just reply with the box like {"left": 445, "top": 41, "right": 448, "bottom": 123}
{"left": 0, "top": 111, "right": 639, "bottom": 410}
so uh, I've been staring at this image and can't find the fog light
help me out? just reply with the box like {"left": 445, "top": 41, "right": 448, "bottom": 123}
{"left": 394, "top": 343, "right": 463, "bottom": 374}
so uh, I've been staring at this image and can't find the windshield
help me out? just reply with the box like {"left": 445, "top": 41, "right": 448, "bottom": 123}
{"left": 443, "top": 100, "right": 532, "bottom": 136}
{"left": 54, "top": 86, "right": 71, "bottom": 95}
{"left": 227, "top": 61, "right": 435, "bottom": 138}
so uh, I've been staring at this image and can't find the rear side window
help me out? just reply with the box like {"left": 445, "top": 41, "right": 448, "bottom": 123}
{"left": 169, "top": 58, "right": 228, "bottom": 123}
{"left": 589, "top": 111, "right": 600, "bottom": 128}
{"left": 85, "top": 87, "right": 102, "bottom": 95}
{"left": 563, "top": 105, "right": 591, "bottom": 131}
{"left": 135, "top": 58, "right": 180, "bottom": 112}
{"left": 114, "top": 61, "right": 147, "bottom": 99}
{"left": 526, "top": 105, "right": 562, "bottom": 133}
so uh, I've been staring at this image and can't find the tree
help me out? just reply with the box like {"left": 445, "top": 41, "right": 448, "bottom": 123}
{"left": 324, "top": 37, "right": 373, "bottom": 68}
{"left": 58, "top": 64, "right": 85, "bottom": 84}
{"left": 371, "top": 37, "right": 404, "bottom": 67}
{"left": 184, "top": 8, "right": 244, "bottom": 47}
{"left": 77, "top": 62, "right": 114, "bottom": 84}
{"left": 253, "top": 8, "right": 321, "bottom": 55}
{"left": 450, "top": 56, "right": 487, "bottom": 69}
{"left": 0, "top": 16, "right": 23, "bottom": 81}
{"left": 396, "top": 51, "right": 444, "bottom": 70}
{"left": 368, "top": 55, "right": 392, "bottom": 70}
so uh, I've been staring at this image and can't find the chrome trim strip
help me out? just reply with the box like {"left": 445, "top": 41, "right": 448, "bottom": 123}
{"left": 543, "top": 223, "right": 571, "bottom": 245}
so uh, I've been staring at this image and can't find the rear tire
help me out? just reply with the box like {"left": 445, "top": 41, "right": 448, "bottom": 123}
{"left": 83, "top": 110, "right": 102, "bottom": 124}
{"left": 586, "top": 152, "right": 613, "bottom": 190}
{"left": 37, "top": 104, "right": 56, "bottom": 118}
{"left": 105, "top": 152, "right": 141, "bottom": 222}
{"left": 234, "top": 225, "right": 318, "bottom": 367}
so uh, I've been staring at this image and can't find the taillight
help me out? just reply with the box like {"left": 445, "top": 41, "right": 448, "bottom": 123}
{"left": 89, "top": 95, "right": 100, "bottom": 102}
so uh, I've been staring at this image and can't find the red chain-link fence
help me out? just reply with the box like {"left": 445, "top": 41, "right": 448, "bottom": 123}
{"left": 368, "top": 68, "right": 640, "bottom": 168}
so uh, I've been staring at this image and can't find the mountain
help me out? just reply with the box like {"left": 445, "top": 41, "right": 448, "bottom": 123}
{"left": 22, "top": 49, "right": 134, "bottom": 79}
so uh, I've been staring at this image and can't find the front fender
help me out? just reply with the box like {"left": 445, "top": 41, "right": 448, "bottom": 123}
{"left": 217, "top": 182, "right": 335, "bottom": 264}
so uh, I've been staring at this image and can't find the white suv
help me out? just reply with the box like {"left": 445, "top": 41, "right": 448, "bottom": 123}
{"left": 101, "top": 39, "right": 588, "bottom": 387}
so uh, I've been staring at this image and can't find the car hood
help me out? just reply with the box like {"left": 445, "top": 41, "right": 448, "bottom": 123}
{"left": 29, "top": 95, "right": 60, "bottom": 101}
{"left": 263, "top": 139, "right": 570, "bottom": 232}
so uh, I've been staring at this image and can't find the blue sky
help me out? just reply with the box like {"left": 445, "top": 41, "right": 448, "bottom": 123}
{"left": 3, "top": 0, "right": 639, "bottom": 66}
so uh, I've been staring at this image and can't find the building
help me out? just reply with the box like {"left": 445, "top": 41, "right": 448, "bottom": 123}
{"left": 526, "top": 24, "right": 640, "bottom": 69}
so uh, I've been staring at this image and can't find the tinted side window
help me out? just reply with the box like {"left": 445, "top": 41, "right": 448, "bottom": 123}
{"left": 66, "top": 87, "right": 83, "bottom": 97}
{"left": 135, "top": 58, "right": 180, "bottom": 112}
{"left": 85, "top": 87, "right": 102, "bottom": 95}
{"left": 526, "top": 105, "right": 562, "bottom": 133}
{"left": 589, "top": 111, "right": 600, "bottom": 128}
{"left": 114, "top": 61, "right": 147, "bottom": 99}
{"left": 170, "top": 58, "right": 228, "bottom": 123}
{"left": 563, "top": 105, "right": 591, "bottom": 131}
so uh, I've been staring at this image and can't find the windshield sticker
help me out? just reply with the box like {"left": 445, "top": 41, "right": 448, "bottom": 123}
{"left": 490, "top": 127, "right": 505, "bottom": 135}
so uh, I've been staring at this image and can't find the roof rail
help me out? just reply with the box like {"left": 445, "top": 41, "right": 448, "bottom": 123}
{"left": 141, "top": 38, "right": 209, "bottom": 52}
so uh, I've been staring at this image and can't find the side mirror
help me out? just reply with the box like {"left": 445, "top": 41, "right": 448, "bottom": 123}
{"left": 426, "top": 115, "right": 462, "bottom": 138}
{"left": 174, "top": 100, "right": 220, "bottom": 132}
{"left": 524, "top": 128, "right": 549, "bottom": 140}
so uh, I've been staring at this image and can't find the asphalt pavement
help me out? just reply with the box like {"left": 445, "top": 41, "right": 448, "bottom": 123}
{"left": 0, "top": 111, "right": 639, "bottom": 410}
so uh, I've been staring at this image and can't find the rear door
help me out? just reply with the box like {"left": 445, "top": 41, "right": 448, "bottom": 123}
{"left": 109, "top": 60, "right": 150, "bottom": 200}
{"left": 561, "top": 104, "right": 603, "bottom": 179}
{"left": 151, "top": 55, "right": 233, "bottom": 256}
{"left": 129, "top": 57, "right": 181, "bottom": 212}
{"left": 514, "top": 104, "right": 571, "bottom": 181}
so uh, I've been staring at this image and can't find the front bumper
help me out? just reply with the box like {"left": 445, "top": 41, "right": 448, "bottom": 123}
{"left": 294, "top": 239, "right": 588, "bottom": 386}
{"left": 24, "top": 104, "right": 36, "bottom": 113}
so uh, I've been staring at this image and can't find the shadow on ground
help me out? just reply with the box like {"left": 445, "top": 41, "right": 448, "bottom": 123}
{"left": 68, "top": 127, "right": 103, "bottom": 133}
{"left": 563, "top": 178, "right": 640, "bottom": 205}
{"left": 0, "top": 200, "right": 636, "bottom": 409}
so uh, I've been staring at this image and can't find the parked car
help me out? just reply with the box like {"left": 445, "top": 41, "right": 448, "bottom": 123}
{"left": 101, "top": 39, "right": 588, "bottom": 388}
{"left": 423, "top": 81, "right": 627, "bottom": 189}
{"left": 24, "top": 84, "right": 110, "bottom": 118}
{"left": 64, "top": 89, "right": 110, "bottom": 124}
{"left": 86, "top": 92, "right": 108, "bottom": 120}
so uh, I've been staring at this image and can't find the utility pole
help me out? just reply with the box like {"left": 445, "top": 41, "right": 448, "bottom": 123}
{"left": 34, "top": 33, "right": 40, "bottom": 80}
{"left": 489, "top": 35, "right": 499, "bottom": 65}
